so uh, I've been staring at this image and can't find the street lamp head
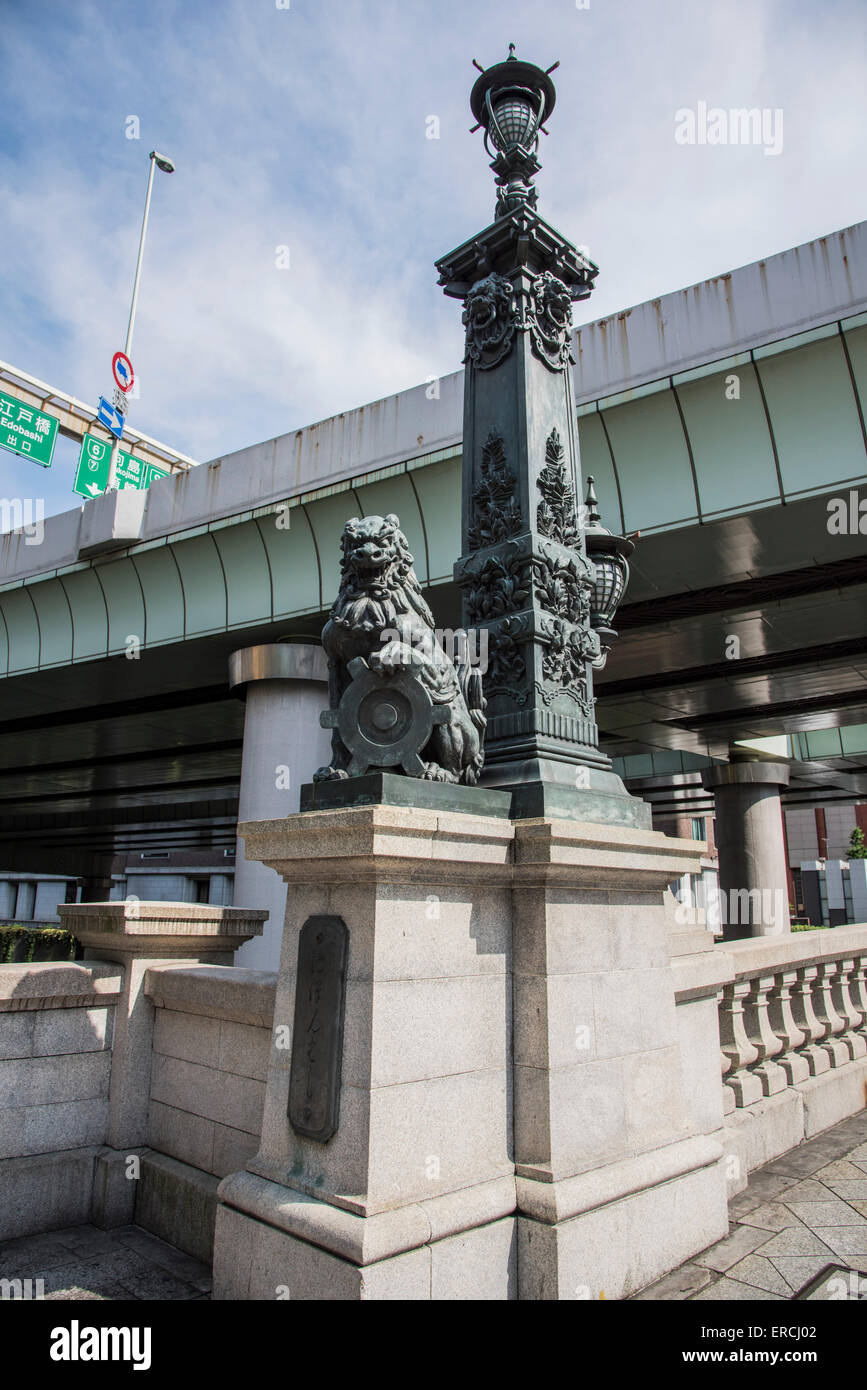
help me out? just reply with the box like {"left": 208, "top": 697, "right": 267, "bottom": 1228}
{"left": 582, "top": 476, "right": 635, "bottom": 670}
{"left": 150, "top": 151, "right": 175, "bottom": 174}
{"left": 469, "top": 45, "right": 558, "bottom": 219}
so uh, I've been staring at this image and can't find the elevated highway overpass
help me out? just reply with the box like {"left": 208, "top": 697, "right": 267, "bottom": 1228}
{"left": 1, "top": 220, "right": 866, "bottom": 880}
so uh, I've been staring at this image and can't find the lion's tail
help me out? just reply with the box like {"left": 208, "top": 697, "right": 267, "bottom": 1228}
{"left": 459, "top": 665, "right": 487, "bottom": 786}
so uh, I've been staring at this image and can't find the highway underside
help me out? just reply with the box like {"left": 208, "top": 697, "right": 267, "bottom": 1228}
{"left": 1, "top": 484, "right": 866, "bottom": 875}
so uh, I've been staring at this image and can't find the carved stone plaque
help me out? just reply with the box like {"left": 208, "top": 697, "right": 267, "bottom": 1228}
{"left": 288, "top": 915, "right": 348, "bottom": 1143}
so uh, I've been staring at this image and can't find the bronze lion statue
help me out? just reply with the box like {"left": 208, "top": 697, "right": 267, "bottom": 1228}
{"left": 314, "top": 514, "right": 486, "bottom": 785}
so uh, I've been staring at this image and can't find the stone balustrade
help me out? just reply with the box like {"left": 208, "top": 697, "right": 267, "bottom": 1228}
{"left": 719, "top": 924, "right": 867, "bottom": 1117}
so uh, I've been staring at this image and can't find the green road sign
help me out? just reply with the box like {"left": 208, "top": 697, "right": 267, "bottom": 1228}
{"left": 0, "top": 389, "right": 58, "bottom": 468}
{"left": 73, "top": 435, "right": 170, "bottom": 499}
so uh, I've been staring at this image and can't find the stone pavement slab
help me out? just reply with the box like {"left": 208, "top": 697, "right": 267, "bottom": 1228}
{"left": 724, "top": 1254, "right": 791, "bottom": 1296}
{"left": 727, "top": 1172, "right": 797, "bottom": 1216}
{"left": 741, "top": 1225, "right": 834, "bottom": 1258}
{"left": 0, "top": 1223, "right": 210, "bottom": 1300}
{"left": 813, "top": 1226, "right": 867, "bottom": 1257}
{"left": 636, "top": 1109, "right": 867, "bottom": 1300}
{"left": 814, "top": 1160, "right": 867, "bottom": 1180}
{"left": 691, "top": 1277, "right": 786, "bottom": 1300}
{"left": 737, "top": 1201, "right": 802, "bottom": 1232}
{"left": 693, "top": 1224, "right": 772, "bottom": 1272}
{"left": 786, "top": 1200, "right": 867, "bottom": 1227}
{"left": 825, "top": 1180, "right": 867, "bottom": 1199}
{"left": 631, "top": 1263, "right": 713, "bottom": 1300}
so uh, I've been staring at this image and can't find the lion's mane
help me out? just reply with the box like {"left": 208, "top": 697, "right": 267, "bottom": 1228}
{"left": 330, "top": 517, "right": 435, "bottom": 635}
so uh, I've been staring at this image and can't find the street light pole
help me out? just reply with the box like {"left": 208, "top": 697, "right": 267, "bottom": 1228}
{"left": 106, "top": 150, "right": 174, "bottom": 490}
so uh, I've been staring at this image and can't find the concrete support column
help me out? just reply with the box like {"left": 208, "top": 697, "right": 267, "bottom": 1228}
{"left": 702, "top": 759, "right": 791, "bottom": 940}
{"left": 229, "top": 643, "right": 330, "bottom": 971}
{"left": 79, "top": 854, "right": 118, "bottom": 905}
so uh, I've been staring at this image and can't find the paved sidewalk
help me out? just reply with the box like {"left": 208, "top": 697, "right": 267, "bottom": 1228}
{"left": 0, "top": 1223, "right": 210, "bottom": 1300}
{"left": 2, "top": 1111, "right": 865, "bottom": 1301}
{"left": 635, "top": 1109, "right": 867, "bottom": 1300}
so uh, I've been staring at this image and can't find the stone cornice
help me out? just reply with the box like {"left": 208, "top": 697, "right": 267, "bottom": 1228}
{"left": 240, "top": 806, "right": 515, "bottom": 887}
{"left": 240, "top": 806, "right": 706, "bottom": 891}
{"left": 58, "top": 902, "right": 267, "bottom": 960}
{"left": 144, "top": 964, "right": 277, "bottom": 1027}
{"left": 0, "top": 960, "right": 123, "bottom": 1012}
{"left": 511, "top": 817, "right": 706, "bottom": 889}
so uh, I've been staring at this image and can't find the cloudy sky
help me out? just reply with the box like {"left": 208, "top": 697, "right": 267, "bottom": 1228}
{"left": 1, "top": 0, "right": 865, "bottom": 519}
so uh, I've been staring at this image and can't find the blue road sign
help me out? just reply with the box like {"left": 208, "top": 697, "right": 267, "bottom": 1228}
{"left": 97, "top": 395, "right": 125, "bottom": 439}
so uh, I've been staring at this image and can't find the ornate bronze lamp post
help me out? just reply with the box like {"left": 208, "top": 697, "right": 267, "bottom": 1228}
{"left": 439, "top": 46, "right": 642, "bottom": 823}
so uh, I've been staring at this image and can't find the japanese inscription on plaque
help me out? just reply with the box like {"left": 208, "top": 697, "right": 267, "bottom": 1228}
{"left": 287, "top": 915, "right": 348, "bottom": 1143}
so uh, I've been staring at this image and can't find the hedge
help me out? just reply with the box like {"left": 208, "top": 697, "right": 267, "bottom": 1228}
{"left": 0, "top": 924, "right": 82, "bottom": 964}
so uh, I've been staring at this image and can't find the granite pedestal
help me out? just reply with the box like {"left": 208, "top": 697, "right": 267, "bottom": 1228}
{"left": 212, "top": 789, "right": 729, "bottom": 1300}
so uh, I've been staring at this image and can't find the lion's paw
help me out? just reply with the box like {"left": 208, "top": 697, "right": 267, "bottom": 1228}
{"left": 313, "top": 766, "right": 349, "bottom": 783}
{"left": 420, "top": 762, "right": 458, "bottom": 784}
{"left": 369, "top": 655, "right": 398, "bottom": 677}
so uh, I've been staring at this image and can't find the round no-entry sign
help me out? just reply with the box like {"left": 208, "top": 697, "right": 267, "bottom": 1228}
{"left": 112, "top": 351, "right": 135, "bottom": 393}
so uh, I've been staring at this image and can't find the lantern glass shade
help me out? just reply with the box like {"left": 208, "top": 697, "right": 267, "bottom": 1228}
{"left": 591, "top": 551, "right": 628, "bottom": 627}
{"left": 491, "top": 91, "right": 539, "bottom": 151}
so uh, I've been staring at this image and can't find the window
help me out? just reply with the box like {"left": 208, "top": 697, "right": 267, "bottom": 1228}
{"left": 691, "top": 817, "right": 705, "bottom": 842}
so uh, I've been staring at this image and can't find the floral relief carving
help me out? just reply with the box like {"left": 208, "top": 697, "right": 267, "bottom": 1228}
{"left": 468, "top": 433, "right": 522, "bottom": 550}
{"left": 536, "top": 428, "right": 578, "bottom": 547}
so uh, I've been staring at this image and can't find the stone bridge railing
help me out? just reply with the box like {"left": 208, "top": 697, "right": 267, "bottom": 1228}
{"left": 4, "top": 896, "right": 867, "bottom": 1291}
{"left": 717, "top": 923, "right": 867, "bottom": 1178}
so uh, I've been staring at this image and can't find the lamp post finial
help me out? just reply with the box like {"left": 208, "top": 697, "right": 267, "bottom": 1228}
{"left": 468, "top": 48, "right": 557, "bottom": 219}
